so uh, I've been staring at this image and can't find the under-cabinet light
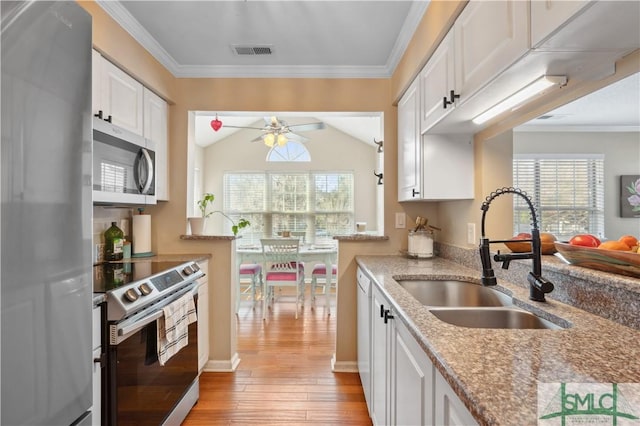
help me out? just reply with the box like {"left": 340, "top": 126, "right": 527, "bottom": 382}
{"left": 472, "top": 75, "right": 567, "bottom": 125}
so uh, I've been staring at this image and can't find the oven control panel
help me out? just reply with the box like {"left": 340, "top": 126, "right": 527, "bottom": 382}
{"left": 105, "top": 261, "right": 203, "bottom": 321}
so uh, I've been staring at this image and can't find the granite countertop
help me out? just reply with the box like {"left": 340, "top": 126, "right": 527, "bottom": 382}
{"left": 356, "top": 255, "right": 640, "bottom": 425}
{"left": 104, "top": 253, "right": 211, "bottom": 264}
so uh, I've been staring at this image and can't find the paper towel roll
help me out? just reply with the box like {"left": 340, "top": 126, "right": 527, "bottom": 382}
{"left": 132, "top": 214, "right": 152, "bottom": 255}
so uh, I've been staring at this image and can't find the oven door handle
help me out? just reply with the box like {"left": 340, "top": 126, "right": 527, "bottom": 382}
{"left": 112, "top": 284, "right": 197, "bottom": 344}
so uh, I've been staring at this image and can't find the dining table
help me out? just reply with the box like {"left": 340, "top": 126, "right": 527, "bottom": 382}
{"left": 236, "top": 240, "right": 338, "bottom": 313}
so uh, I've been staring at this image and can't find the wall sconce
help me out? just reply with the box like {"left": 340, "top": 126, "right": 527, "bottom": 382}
{"left": 373, "top": 171, "right": 383, "bottom": 185}
{"left": 374, "top": 138, "right": 383, "bottom": 153}
{"left": 472, "top": 75, "right": 567, "bottom": 125}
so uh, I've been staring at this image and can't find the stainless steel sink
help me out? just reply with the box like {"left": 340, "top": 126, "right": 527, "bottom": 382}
{"left": 429, "top": 307, "right": 563, "bottom": 330}
{"left": 396, "top": 280, "right": 512, "bottom": 307}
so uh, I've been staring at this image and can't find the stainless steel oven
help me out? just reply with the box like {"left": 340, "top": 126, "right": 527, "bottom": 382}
{"left": 93, "top": 261, "right": 203, "bottom": 425}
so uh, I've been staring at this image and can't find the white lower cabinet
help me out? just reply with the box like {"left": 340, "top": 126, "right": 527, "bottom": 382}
{"left": 357, "top": 267, "right": 372, "bottom": 412}
{"left": 435, "top": 369, "right": 478, "bottom": 426}
{"left": 392, "top": 316, "right": 434, "bottom": 425}
{"left": 196, "top": 260, "right": 209, "bottom": 373}
{"left": 363, "top": 272, "right": 477, "bottom": 425}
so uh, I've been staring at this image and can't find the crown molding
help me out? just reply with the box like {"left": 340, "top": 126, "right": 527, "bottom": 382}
{"left": 514, "top": 125, "right": 640, "bottom": 133}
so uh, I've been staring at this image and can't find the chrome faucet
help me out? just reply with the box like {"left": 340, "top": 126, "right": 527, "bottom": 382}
{"left": 479, "top": 187, "right": 554, "bottom": 302}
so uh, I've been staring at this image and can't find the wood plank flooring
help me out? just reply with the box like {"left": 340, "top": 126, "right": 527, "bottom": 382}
{"left": 183, "top": 289, "right": 372, "bottom": 425}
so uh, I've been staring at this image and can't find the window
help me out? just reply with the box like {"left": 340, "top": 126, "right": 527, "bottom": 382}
{"left": 224, "top": 171, "right": 354, "bottom": 243}
{"left": 513, "top": 154, "right": 604, "bottom": 240}
{"left": 266, "top": 141, "right": 311, "bottom": 162}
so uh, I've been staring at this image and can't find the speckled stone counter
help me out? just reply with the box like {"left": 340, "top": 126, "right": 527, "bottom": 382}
{"left": 105, "top": 253, "right": 211, "bottom": 264}
{"left": 356, "top": 255, "right": 640, "bottom": 426}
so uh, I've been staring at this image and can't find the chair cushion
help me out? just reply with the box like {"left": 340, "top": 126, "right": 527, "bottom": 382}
{"left": 240, "top": 263, "right": 262, "bottom": 274}
{"left": 311, "top": 264, "right": 337, "bottom": 276}
{"left": 265, "top": 271, "right": 300, "bottom": 281}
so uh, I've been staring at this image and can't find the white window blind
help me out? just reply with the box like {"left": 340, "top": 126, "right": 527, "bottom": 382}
{"left": 513, "top": 154, "right": 604, "bottom": 240}
{"left": 224, "top": 171, "right": 354, "bottom": 243}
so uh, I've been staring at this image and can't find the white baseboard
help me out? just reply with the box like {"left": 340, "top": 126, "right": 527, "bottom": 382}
{"left": 203, "top": 352, "right": 241, "bottom": 372}
{"left": 331, "top": 353, "right": 358, "bottom": 373}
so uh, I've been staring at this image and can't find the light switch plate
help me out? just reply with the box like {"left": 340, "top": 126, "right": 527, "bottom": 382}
{"left": 395, "top": 212, "right": 406, "bottom": 229}
{"left": 467, "top": 223, "right": 476, "bottom": 244}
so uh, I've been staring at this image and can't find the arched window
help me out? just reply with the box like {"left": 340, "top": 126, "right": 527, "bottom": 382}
{"left": 266, "top": 141, "right": 311, "bottom": 162}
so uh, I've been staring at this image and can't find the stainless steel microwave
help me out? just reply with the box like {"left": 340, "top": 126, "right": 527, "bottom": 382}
{"left": 93, "top": 118, "right": 156, "bottom": 205}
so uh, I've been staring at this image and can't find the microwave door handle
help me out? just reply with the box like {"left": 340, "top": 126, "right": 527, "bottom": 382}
{"left": 134, "top": 148, "right": 154, "bottom": 194}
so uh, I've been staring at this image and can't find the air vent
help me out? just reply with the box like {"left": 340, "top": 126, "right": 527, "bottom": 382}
{"left": 232, "top": 45, "right": 273, "bottom": 56}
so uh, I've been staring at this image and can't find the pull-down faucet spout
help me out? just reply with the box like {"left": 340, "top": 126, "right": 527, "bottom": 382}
{"left": 479, "top": 187, "right": 554, "bottom": 302}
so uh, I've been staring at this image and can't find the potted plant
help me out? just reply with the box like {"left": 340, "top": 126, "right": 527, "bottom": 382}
{"left": 188, "top": 193, "right": 250, "bottom": 236}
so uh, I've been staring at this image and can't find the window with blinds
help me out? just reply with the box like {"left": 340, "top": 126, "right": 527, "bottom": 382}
{"left": 224, "top": 171, "right": 354, "bottom": 243}
{"left": 513, "top": 154, "right": 604, "bottom": 240}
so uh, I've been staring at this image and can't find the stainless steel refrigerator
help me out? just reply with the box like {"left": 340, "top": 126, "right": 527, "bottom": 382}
{"left": 1, "top": 2, "right": 93, "bottom": 425}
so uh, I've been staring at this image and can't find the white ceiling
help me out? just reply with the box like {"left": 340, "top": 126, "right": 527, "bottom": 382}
{"left": 97, "top": 1, "right": 640, "bottom": 140}
{"left": 98, "top": 0, "right": 428, "bottom": 78}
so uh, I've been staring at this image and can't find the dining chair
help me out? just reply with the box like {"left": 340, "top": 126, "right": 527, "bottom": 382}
{"left": 260, "top": 238, "right": 306, "bottom": 319}
{"left": 310, "top": 263, "right": 337, "bottom": 314}
{"left": 238, "top": 263, "right": 262, "bottom": 312}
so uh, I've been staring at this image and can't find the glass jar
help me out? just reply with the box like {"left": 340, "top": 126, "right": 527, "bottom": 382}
{"left": 408, "top": 229, "right": 434, "bottom": 258}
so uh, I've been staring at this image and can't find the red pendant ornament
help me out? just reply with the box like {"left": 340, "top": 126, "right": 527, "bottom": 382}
{"left": 210, "top": 115, "right": 222, "bottom": 131}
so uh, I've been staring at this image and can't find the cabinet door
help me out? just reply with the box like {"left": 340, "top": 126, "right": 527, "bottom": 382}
{"left": 530, "top": 0, "right": 591, "bottom": 48}
{"left": 397, "top": 79, "right": 421, "bottom": 201}
{"left": 454, "top": 0, "right": 529, "bottom": 104}
{"left": 392, "top": 319, "right": 434, "bottom": 426}
{"left": 196, "top": 261, "right": 209, "bottom": 373}
{"left": 422, "top": 134, "right": 474, "bottom": 200}
{"left": 356, "top": 268, "right": 372, "bottom": 411}
{"left": 419, "top": 31, "right": 455, "bottom": 134}
{"left": 434, "top": 370, "right": 477, "bottom": 426}
{"left": 371, "top": 287, "right": 390, "bottom": 426}
{"left": 100, "top": 59, "right": 144, "bottom": 135}
{"left": 92, "top": 50, "right": 102, "bottom": 119}
{"left": 143, "top": 88, "right": 169, "bottom": 201}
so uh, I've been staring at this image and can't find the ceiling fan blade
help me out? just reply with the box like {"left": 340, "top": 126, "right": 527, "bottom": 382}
{"left": 288, "top": 122, "right": 326, "bottom": 132}
{"left": 222, "top": 125, "right": 266, "bottom": 131}
{"left": 250, "top": 135, "right": 265, "bottom": 143}
{"left": 284, "top": 132, "right": 309, "bottom": 143}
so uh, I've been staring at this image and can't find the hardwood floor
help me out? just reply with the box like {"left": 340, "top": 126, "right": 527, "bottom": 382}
{"left": 183, "top": 289, "right": 372, "bottom": 425}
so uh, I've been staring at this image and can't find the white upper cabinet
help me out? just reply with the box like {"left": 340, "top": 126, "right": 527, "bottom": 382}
{"left": 453, "top": 0, "right": 529, "bottom": 104}
{"left": 93, "top": 51, "right": 144, "bottom": 136}
{"left": 422, "top": 134, "right": 474, "bottom": 200}
{"left": 397, "top": 80, "right": 421, "bottom": 202}
{"left": 530, "top": 0, "right": 591, "bottom": 48}
{"left": 143, "top": 88, "right": 169, "bottom": 201}
{"left": 419, "top": 31, "right": 456, "bottom": 134}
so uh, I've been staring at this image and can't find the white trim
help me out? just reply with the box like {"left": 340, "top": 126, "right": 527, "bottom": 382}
{"left": 203, "top": 352, "right": 241, "bottom": 372}
{"left": 331, "top": 354, "right": 358, "bottom": 373}
{"left": 514, "top": 153, "right": 605, "bottom": 160}
{"left": 514, "top": 125, "right": 640, "bottom": 133}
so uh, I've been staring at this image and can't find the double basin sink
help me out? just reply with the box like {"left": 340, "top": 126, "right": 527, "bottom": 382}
{"left": 396, "top": 279, "right": 563, "bottom": 330}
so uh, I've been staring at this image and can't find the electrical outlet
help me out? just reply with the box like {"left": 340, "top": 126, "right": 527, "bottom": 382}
{"left": 395, "top": 212, "right": 406, "bottom": 229}
{"left": 467, "top": 223, "right": 476, "bottom": 245}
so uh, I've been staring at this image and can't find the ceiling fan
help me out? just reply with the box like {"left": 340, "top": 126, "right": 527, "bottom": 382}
{"left": 211, "top": 116, "right": 326, "bottom": 147}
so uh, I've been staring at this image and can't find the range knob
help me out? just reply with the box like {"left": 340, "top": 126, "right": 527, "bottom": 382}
{"left": 191, "top": 263, "right": 200, "bottom": 272}
{"left": 139, "top": 282, "right": 152, "bottom": 296}
{"left": 123, "top": 288, "right": 140, "bottom": 303}
{"left": 182, "top": 265, "right": 194, "bottom": 275}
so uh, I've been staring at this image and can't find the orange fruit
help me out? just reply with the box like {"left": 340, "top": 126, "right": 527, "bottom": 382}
{"left": 598, "top": 240, "right": 632, "bottom": 251}
{"left": 618, "top": 235, "right": 638, "bottom": 248}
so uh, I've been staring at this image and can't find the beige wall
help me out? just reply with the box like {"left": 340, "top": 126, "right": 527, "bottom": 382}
{"left": 80, "top": 0, "right": 640, "bottom": 367}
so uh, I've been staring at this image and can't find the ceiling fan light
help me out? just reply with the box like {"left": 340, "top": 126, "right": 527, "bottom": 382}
{"left": 277, "top": 134, "right": 288, "bottom": 146}
{"left": 263, "top": 133, "right": 275, "bottom": 147}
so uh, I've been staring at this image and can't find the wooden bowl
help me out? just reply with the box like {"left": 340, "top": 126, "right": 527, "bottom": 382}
{"left": 554, "top": 242, "right": 640, "bottom": 278}
{"left": 504, "top": 240, "right": 557, "bottom": 255}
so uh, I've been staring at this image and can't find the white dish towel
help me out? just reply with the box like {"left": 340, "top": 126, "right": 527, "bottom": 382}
{"left": 157, "top": 292, "right": 197, "bottom": 366}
